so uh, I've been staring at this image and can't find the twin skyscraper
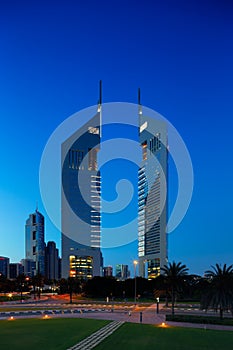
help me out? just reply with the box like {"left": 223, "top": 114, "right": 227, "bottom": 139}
{"left": 61, "top": 83, "right": 168, "bottom": 280}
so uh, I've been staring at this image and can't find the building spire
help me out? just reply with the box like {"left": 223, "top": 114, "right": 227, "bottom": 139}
{"left": 97, "top": 80, "right": 102, "bottom": 112}
{"left": 36, "top": 201, "right": 38, "bottom": 212}
{"left": 99, "top": 80, "right": 102, "bottom": 105}
{"left": 138, "top": 87, "right": 141, "bottom": 105}
{"left": 138, "top": 87, "right": 142, "bottom": 115}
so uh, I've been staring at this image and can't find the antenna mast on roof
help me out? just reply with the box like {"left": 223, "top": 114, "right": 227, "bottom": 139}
{"left": 138, "top": 87, "right": 142, "bottom": 115}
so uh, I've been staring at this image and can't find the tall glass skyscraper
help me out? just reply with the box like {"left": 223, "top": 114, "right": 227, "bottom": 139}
{"left": 61, "top": 105, "right": 103, "bottom": 279}
{"left": 138, "top": 104, "right": 168, "bottom": 279}
{"left": 25, "top": 209, "right": 45, "bottom": 276}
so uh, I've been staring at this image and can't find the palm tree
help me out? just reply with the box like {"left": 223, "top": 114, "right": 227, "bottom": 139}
{"left": 201, "top": 263, "right": 233, "bottom": 319}
{"left": 67, "top": 277, "right": 80, "bottom": 303}
{"left": 16, "top": 274, "right": 26, "bottom": 302}
{"left": 161, "top": 261, "right": 189, "bottom": 317}
{"left": 152, "top": 274, "right": 170, "bottom": 307}
{"left": 31, "top": 274, "right": 44, "bottom": 300}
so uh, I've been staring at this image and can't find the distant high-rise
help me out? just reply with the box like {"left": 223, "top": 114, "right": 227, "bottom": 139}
{"left": 25, "top": 209, "right": 45, "bottom": 276}
{"left": 61, "top": 84, "right": 103, "bottom": 278}
{"left": 0, "top": 256, "right": 10, "bottom": 278}
{"left": 103, "top": 266, "right": 113, "bottom": 277}
{"left": 115, "top": 264, "right": 129, "bottom": 281}
{"left": 138, "top": 96, "right": 168, "bottom": 279}
{"left": 21, "top": 259, "right": 36, "bottom": 277}
{"left": 9, "top": 263, "right": 24, "bottom": 279}
{"left": 45, "top": 241, "right": 59, "bottom": 280}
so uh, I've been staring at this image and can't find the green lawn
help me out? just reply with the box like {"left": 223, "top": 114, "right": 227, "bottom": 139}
{"left": 0, "top": 318, "right": 109, "bottom": 350}
{"left": 1, "top": 318, "right": 233, "bottom": 350}
{"left": 95, "top": 323, "right": 233, "bottom": 350}
{"left": 0, "top": 296, "right": 29, "bottom": 302}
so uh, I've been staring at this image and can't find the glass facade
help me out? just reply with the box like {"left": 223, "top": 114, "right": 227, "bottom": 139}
{"left": 147, "top": 258, "right": 160, "bottom": 280}
{"left": 115, "top": 264, "right": 129, "bottom": 281}
{"left": 25, "top": 210, "right": 45, "bottom": 276}
{"left": 45, "top": 241, "right": 59, "bottom": 280}
{"left": 0, "top": 256, "right": 10, "bottom": 278}
{"left": 61, "top": 111, "right": 103, "bottom": 278}
{"left": 138, "top": 115, "right": 168, "bottom": 279}
{"left": 69, "top": 255, "right": 93, "bottom": 280}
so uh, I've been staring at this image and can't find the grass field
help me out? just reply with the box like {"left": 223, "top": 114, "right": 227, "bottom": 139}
{"left": 0, "top": 318, "right": 233, "bottom": 350}
{"left": 0, "top": 296, "right": 29, "bottom": 302}
{"left": 95, "top": 323, "right": 233, "bottom": 350}
{"left": 0, "top": 318, "right": 109, "bottom": 350}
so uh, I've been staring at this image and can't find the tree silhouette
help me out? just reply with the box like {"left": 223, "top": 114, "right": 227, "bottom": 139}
{"left": 201, "top": 263, "right": 233, "bottom": 319}
{"left": 161, "top": 261, "right": 189, "bottom": 317}
{"left": 16, "top": 274, "right": 26, "bottom": 302}
{"left": 67, "top": 277, "right": 80, "bottom": 303}
{"left": 31, "top": 274, "right": 44, "bottom": 300}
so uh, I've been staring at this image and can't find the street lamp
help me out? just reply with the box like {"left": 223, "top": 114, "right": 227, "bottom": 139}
{"left": 133, "top": 260, "right": 138, "bottom": 305}
{"left": 156, "top": 297, "right": 160, "bottom": 314}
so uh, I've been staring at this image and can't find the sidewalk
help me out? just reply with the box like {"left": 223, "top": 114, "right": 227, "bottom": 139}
{"left": 2, "top": 303, "right": 233, "bottom": 332}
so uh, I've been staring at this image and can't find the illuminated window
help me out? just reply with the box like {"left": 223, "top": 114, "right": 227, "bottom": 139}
{"left": 141, "top": 141, "right": 147, "bottom": 160}
{"left": 88, "top": 148, "right": 99, "bottom": 171}
{"left": 147, "top": 258, "right": 160, "bottom": 280}
{"left": 88, "top": 126, "right": 99, "bottom": 134}
{"left": 69, "top": 255, "right": 93, "bottom": 280}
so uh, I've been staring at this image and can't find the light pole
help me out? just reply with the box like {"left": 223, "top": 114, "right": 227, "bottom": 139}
{"left": 156, "top": 297, "right": 160, "bottom": 314}
{"left": 133, "top": 260, "right": 138, "bottom": 305}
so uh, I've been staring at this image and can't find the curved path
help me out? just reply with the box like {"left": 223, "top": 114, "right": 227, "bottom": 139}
{"left": 1, "top": 303, "right": 233, "bottom": 332}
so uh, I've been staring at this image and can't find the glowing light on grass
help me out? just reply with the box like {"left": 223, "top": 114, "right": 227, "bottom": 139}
{"left": 157, "top": 322, "right": 168, "bottom": 328}
{"left": 43, "top": 314, "right": 50, "bottom": 319}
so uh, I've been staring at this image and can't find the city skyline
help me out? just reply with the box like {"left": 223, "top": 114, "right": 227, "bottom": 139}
{"left": 0, "top": 1, "right": 233, "bottom": 275}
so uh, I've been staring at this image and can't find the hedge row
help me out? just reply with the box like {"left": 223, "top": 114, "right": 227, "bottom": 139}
{"left": 166, "top": 314, "right": 233, "bottom": 326}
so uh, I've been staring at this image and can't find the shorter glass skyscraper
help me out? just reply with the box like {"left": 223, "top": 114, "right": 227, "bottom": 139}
{"left": 138, "top": 109, "right": 168, "bottom": 279}
{"left": 25, "top": 209, "right": 45, "bottom": 276}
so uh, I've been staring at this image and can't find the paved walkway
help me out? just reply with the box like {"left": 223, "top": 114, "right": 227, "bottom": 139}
{"left": 66, "top": 321, "right": 124, "bottom": 350}
{"left": 1, "top": 303, "right": 233, "bottom": 332}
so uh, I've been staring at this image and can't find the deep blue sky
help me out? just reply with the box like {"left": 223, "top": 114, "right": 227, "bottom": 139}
{"left": 0, "top": 0, "right": 233, "bottom": 275}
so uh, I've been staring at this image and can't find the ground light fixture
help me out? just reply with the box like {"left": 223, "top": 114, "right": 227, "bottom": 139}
{"left": 158, "top": 322, "right": 168, "bottom": 328}
{"left": 43, "top": 314, "right": 50, "bottom": 319}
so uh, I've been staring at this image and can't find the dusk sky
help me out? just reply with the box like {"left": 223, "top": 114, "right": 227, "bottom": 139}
{"left": 0, "top": 0, "right": 233, "bottom": 275}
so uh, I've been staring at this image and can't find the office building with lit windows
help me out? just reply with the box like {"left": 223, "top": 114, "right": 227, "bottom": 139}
{"left": 25, "top": 209, "right": 45, "bottom": 276}
{"left": 0, "top": 256, "right": 10, "bottom": 278}
{"left": 69, "top": 256, "right": 93, "bottom": 280}
{"left": 61, "top": 92, "right": 103, "bottom": 278}
{"left": 138, "top": 100, "right": 168, "bottom": 279}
